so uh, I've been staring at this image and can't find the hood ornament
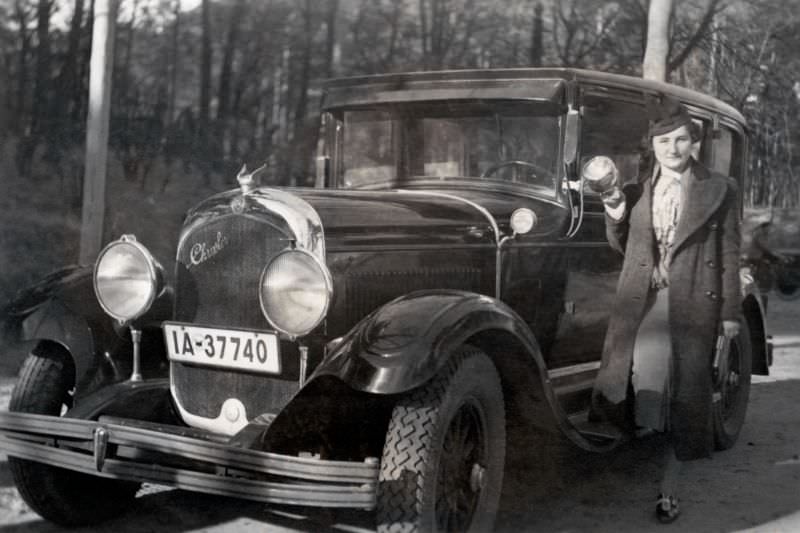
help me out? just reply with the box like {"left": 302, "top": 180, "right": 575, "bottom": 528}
{"left": 236, "top": 162, "right": 268, "bottom": 194}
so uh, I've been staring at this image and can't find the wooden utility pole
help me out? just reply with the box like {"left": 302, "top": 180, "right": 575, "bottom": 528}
{"left": 79, "top": 0, "right": 118, "bottom": 264}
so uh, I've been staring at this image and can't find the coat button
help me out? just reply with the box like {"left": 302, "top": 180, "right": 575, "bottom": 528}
{"left": 705, "top": 290, "right": 718, "bottom": 300}
{"left": 709, "top": 222, "right": 719, "bottom": 230}
{"left": 707, "top": 260, "right": 716, "bottom": 268}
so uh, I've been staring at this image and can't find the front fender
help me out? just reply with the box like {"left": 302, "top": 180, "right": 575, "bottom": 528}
{"left": 3, "top": 265, "right": 173, "bottom": 395}
{"left": 313, "top": 289, "right": 545, "bottom": 395}
{"left": 3, "top": 266, "right": 101, "bottom": 387}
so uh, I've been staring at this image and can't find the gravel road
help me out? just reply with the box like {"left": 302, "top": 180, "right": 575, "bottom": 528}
{"left": 0, "top": 296, "right": 798, "bottom": 532}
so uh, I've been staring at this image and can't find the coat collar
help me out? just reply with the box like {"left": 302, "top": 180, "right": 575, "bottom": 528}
{"left": 671, "top": 160, "right": 729, "bottom": 255}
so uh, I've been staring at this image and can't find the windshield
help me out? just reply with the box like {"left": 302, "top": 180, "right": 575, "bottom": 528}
{"left": 337, "top": 101, "right": 562, "bottom": 196}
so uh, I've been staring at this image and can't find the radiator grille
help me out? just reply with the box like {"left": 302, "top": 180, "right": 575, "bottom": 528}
{"left": 172, "top": 215, "right": 298, "bottom": 421}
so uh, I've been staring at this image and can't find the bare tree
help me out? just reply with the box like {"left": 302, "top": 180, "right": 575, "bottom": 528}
{"left": 217, "top": 0, "right": 247, "bottom": 160}
{"left": 31, "top": 0, "right": 53, "bottom": 136}
{"left": 529, "top": 2, "right": 543, "bottom": 66}
{"left": 551, "top": 0, "right": 620, "bottom": 68}
{"left": 323, "top": 0, "right": 339, "bottom": 78}
{"left": 349, "top": 0, "right": 405, "bottom": 73}
{"left": 199, "top": 0, "right": 212, "bottom": 178}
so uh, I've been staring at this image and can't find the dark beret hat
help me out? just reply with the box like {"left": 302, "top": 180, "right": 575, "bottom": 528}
{"left": 646, "top": 93, "right": 692, "bottom": 137}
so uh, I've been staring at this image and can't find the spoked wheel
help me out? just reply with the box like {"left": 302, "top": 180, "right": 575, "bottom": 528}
{"left": 8, "top": 343, "right": 140, "bottom": 526}
{"left": 436, "top": 399, "right": 490, "bottom": 531}
{"left": 377, "top": 347, "right": 505, "bottom": 533}
{"left": 713, "top": 324, "right": 753, "bottom": 450}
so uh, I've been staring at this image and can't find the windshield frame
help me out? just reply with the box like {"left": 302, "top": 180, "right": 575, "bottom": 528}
{"left": 326, "top": 99, "right": 567, "bottom": 201}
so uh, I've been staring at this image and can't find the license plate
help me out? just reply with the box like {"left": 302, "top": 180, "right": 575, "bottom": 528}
{"left": 164, "top": 323, "right": 281, "bottom": 374}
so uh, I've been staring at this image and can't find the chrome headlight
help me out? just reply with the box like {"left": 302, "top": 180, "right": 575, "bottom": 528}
{"left": 94, "top": 235, "right": 164, "bottom": 323}
{"left": 259, "top": 249, "right": 332, "bottom": 337}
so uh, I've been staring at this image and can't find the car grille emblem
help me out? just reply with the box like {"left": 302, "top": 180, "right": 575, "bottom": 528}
{"left": 189, "top": 231, "right": 229, "bottom": 268}
{"left": 230, "top": 196, "right": 246, "bottom": 214}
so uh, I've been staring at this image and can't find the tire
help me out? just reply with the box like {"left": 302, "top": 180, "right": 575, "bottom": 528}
{"left": 775, "top": 264, "right": 800, "bottom": 300}
{"left": 8, "top": 345, "right": 140, "bottom": 526}
{"left": 775, "top": 281, "right": 800, "bottom": 300}
{"left": 712, "top": 324, "right": 753, "bottom": 450}
{"left": 376, "top": 347, "right": 505, "bottom": 533}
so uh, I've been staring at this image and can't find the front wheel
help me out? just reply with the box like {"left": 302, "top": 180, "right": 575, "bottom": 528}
{"left": 8, "top": 344, "right": 140, "bottom": 526}
{"left": 377, "top": 347, "right": 506, "bottom": 533}
{"left": 712, "top": 324, "right": 753, "bottom": 450}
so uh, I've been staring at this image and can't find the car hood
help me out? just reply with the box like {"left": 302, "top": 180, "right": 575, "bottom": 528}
{"left": 183, "top": 186, "right": 568, "bottom": 252}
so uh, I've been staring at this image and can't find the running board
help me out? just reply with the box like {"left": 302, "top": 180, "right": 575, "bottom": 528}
{"left": 568, "top": 411, "right": 625, "bottom": 441}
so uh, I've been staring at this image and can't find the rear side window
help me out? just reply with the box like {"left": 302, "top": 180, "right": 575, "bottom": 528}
{"left": 712, "top": 124, "right": 744, "bottom": 180}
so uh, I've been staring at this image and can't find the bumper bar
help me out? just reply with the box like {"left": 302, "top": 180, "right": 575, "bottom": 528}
{"left": 0, "top": 412, "right": 378, "bottom": 508}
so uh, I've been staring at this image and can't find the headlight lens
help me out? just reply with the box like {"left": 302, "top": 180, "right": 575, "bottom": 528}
{"left": 94, "top": 235, "right": 163, "bottom": 323}
{"left": 259, "top": 250, "right": 332, "bottom": 337}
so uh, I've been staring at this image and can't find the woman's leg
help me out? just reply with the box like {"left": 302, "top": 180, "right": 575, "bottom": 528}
{"left": 656, "top": 444, "right": 682, "bottom": 523}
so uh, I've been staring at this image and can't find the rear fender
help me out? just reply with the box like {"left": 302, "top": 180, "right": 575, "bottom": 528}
{"left": 741, "top": 290, "right": 771, "bottom": 375}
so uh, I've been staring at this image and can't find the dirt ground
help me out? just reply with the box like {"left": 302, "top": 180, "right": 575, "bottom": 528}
{"left": 0, "top": 295, "right": 798, "bottom": 532}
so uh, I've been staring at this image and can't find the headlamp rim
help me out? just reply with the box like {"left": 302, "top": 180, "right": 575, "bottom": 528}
{"left": 93, "top": 235, "right": 161, "bottom": 324}
{"left": 258, "top": 248, "right": 332, "bottom": 338}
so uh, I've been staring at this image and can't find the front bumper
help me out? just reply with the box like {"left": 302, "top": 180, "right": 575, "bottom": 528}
{"left": 0, "top": 411, "right": 378, "bottom": 508}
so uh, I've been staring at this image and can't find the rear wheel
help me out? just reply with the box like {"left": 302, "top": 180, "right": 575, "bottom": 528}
{"left": 8, "top": 344, "right": 140, "bottom": 526}
{"left": 377, "top": 347, "right": 505, "bottom": 532}
{"left": 712, "top": 324, "right": 753, "bottom": 450}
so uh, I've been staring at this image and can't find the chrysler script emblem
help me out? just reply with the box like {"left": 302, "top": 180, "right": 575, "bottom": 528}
{"left": 189, "top": 232, "right": 229, "bottom": 267}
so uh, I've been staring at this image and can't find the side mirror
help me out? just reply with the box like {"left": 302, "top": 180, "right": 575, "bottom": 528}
{"left": 563, "top": 106, "right": 580, "bottom": 168}
{"left": 315, "top": 156, "right": 331, "bottom": 188}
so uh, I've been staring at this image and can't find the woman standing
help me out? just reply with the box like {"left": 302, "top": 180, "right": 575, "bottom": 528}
{"left": 583, "top": 94, "right": 741, "bottom": 523}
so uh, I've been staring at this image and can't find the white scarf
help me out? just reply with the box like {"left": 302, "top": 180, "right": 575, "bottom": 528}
{"left": 651, "top": 164, "right": 689, "bottom": 288}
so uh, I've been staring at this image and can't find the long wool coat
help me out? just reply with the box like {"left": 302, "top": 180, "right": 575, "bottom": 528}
{"left": 591, "top": 160, "right": 741, "bottom": 461}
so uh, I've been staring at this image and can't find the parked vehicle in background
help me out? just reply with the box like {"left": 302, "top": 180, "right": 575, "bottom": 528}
{"left": 0, "top": 68, "right": 771, "bottom": 532}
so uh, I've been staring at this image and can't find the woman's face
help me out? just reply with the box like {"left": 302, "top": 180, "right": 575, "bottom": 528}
{"left": 652, "top": 124, "right": 693, "bottom": 172}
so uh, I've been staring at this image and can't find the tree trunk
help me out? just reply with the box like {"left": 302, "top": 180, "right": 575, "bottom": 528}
{"left": 32, "top": 0, "right": 53, "bottom": 136}
{"left": 13, "top": 1, "right": 31, "bottom": 134}
{"left": 199, "top": 0, "right": 212, "bottom": 178}
{"left": 167, "top": 0, "right": 181, "bottom": 125}
{"left": 530, "top": 2, "right": 543, "bottom": 67}
{"left": 323, "top": 0, "right": 339, "bottom": 78}
{"left": 289, "top": 0, "right": 313, "bottom": 185}
{"left": 56, "top": 0, "right": 85, "bottom": 123}
{"left": 217, "top": 0, "right": 246, "bottom": 160}
{"left": 119, "top": 0, "right": 137, "bottom": 110}
{"left": 643, "top": 0, "right": 672, "bottom": 81}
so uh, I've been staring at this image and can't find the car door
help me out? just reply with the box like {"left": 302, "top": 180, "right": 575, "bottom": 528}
{"left": 545, "top": 87, "right": 649, "bottom": 369}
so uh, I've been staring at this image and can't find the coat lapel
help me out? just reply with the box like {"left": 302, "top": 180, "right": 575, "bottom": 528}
{"left": 671, "top": 161, "right": 728, "bottom": 257}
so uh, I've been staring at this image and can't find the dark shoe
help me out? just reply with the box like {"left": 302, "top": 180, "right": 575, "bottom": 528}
{"left": 589, "top": 394, "right": 631, "bottom": 431}
{"left": 655, "top": 494, "right": 680, "bottom": 524}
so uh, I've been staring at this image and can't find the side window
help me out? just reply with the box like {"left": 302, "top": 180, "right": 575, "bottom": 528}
{"left": 712, "top": 124, "right": 744, "bottom": 179}
{"left": 579, "top": 92, "right": 649, "bottom": 195}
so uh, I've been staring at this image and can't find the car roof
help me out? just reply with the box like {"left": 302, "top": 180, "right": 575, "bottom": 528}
{"left": 321, "top": 68, "right": 746, "bottom": 128}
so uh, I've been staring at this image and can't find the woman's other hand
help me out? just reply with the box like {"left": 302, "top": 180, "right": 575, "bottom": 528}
{"left": 722, "top": 320, "right": 741, "bottom": 339}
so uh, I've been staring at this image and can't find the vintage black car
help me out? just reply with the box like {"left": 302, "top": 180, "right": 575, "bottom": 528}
{"left": 0, "top": 69, "right": 770, "bottom": 532}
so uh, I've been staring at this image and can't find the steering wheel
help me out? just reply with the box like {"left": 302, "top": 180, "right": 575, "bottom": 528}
{"left": 480, "top": 160, "right": 551, "bottom": 182}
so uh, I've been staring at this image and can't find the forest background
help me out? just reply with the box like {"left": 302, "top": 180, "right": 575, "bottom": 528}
{"left": 0, "top": 0, "right": 799, "bottom": 304}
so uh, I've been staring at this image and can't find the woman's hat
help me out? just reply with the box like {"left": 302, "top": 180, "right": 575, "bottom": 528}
{"left": 646, "top": 93, "right": 692, "bottom": 137}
